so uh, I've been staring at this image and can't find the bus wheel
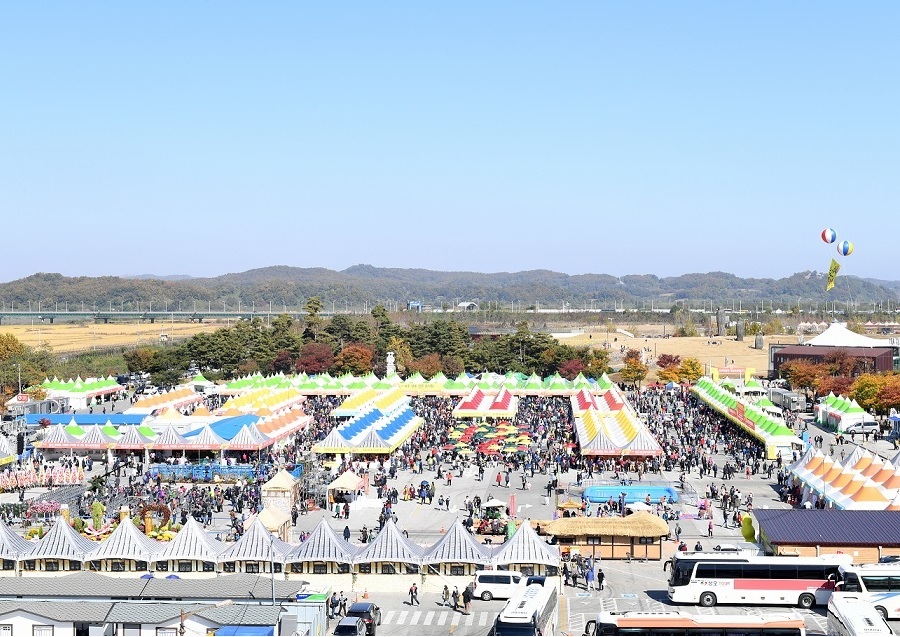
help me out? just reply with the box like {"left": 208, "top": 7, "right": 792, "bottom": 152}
{"left": 876, "top": 606, "right": 888, "bottom": 620}
{"left": 797, "top": 593, "right": 815, "bottom": 609}
{"left": 699, "top": 592, "right": 717, "bottom": 608}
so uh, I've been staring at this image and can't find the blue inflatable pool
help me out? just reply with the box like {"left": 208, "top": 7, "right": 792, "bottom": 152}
{"left": 582, "top": 484, "right": 679, "bottom": 504}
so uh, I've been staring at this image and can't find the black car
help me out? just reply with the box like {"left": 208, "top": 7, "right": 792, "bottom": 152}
{"left": 346, "top": 602, "right": 382, "bottom": 635}
{"left": 879, "top": 555, "right": 900, "bottom": 563}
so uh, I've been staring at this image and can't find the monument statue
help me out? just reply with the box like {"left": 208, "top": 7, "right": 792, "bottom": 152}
{"left": 386, "top": 351, "right": 396, "bottom": 376}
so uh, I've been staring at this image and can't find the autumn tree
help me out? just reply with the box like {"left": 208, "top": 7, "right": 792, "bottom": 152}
{"left": 657, "top": 365, "right": 681, "bottom": 383}
{"left": 657, "top": 354, "right": 681, "bottom": 369}
{"left": 620, "top": 348, "right": 648, "bottom": 388}
{"left": 851, "top": 374, "right": 888, "bottom": 412}
{"left": 296, "top": 342, "right": 334, "bottom": 374}
{"left": 384, "top": 336, "right": 414, "bottom": 376}
{"left": 780, "top": 359, "right": 822, "bottom": 394}
{"left": 678, "top": 358, "right": 704, "bottom": 384}
{"left": 876, "top": 377, "right": 900, "bottom": 413}
{"left": 408, "top": 353, "right": 443, "bottom": 378}
{"left": 123, "top": 348, "right": 156, "bottom": 373}
{"left": 332, "top": 343, "right": 374, "bottom": 376}
{"left": 558, "top": 359, "right": 586, "bottom": 381}
{"left": 818, "top": 375, "right": 853, "bottom": 397}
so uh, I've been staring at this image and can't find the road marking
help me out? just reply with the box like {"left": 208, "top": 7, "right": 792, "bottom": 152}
{"left": 479, "top": 612, "right": 489, "bottom": 626}
{"left": 410, "top": 611, "right": 421, "bottom": 625}
{"left": 437, "top": 611, "right": 448, "bottom": 625}
{"left": 424, "top": 611, "right": 434, "bottom": 625}
{"left": 397, "top": 610, "right": 408, "bottom": 624}
{"left": 451, "top": 612, "right": 462, "bottom": 626}
{"left": 383, "top": 611, "right": 395, "bottom": 624}
{"left": 465, "top": 612, "right": 474, "bottom": 625}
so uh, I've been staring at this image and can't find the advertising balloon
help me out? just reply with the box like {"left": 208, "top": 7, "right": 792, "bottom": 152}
{"left": 836, "top": 240, "right": 854, "bottom": 257}
{"left": 821, "top": 228, "right": 837, "bottom": 244}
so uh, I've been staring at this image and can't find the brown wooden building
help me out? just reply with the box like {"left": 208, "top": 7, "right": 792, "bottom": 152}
{"left": 544, "top": 512, "right": 669, "bottom": 561}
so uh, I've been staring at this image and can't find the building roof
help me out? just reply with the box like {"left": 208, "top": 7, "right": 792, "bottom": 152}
{"left": 24, "top": 518, "right": 97, "bottom": 561}
{"left": 0, "top": 571, "right": 147, "bottom": 598}
{"left": 88, "top": 517, "right": 160, "bottom": 562}
{"left": 774, "top": 345, "right": 894, "bottom": 358}
{"left": 139, "top": 573, "right": 307, "bottom": 602}
{"left": 491, "top": 519, "right": 560, "bottom": 567}
{"left": 354, "top": 518, "right": 423, "bottom": 564}
{"left": 0, "top": 522, "right": 32, "bottom": 559}
{"left": 153, "top": 517, "right": 226, "bottom": 563}
{"left": 218, "top": 518, "right": 293, "bottom": 562}
{"left": 286, "top": 518, "right": 356, "bottom": 564}
{"left": 421, "top": 519, "right": 491, "bottom": 565}
{"left": 755, "top": 509, "right": 900, "bottom": 546}
{"left": 0, "top": 600, "right": 114, "bottom": 623}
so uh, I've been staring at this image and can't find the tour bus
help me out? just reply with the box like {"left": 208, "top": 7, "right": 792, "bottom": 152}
{"left": 489, "top": 582, "right": 558, "bottom": 636}
{"left": 583, "top": 611, "right": 806, "bottom": 636}
{"left": 834, "top": 563, "right": 900, "bottom": 619}
{"left": 826, "top": 593, "right": 893, "bottom": 636}
{"left": 665, "top": 550, "right": 852, "bottom": 608}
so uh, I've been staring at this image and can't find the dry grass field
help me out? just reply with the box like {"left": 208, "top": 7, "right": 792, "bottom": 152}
{"left": 559, "top": 323, "right": 792, "bottom": 381}
{"left": 0, "top": 321, "right": 222, "bottom": 353}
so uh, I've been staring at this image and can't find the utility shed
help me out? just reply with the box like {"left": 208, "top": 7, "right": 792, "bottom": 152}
{"left": 754, "top": 509, "right": 900, "bottom": 563}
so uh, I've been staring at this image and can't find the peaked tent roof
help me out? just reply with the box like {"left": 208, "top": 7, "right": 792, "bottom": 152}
{"left": 286, "top": 518, "right": 355, "bottom": 564}
{"left": 153, "top": 517, "right": 226, "bottom": 563}
{"left": 262, "top": 469, "right": 297, "bottom": 492}
{"left": 0, "top": 523, "right": 32, "bottom": 559}
{"left": 25, "top": 517, "right": 97, "bottom": 560}
{"left": 218, "top": 518, "right": 292, "bottom": 562}
{"left": 88, "top": 517, "right": 160, "bottom": 562}
{"left": 421, "top": 519, "right": 491, "bottom": 565}
{"left": 355, "top": 518, "right": 424, "bottom": 564}
{"left": 491, "top": 518, "right": 560, "bottom": 567}
{"left": 805, "top": 322, "right": 890, "bottom": 348}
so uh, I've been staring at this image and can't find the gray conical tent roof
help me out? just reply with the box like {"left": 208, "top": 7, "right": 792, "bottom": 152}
{"left": 355, "top": 518, "right": 423, "bottom": 565}
{"left": 153, "top": 517, "right": 226, "bottom": 563}
{"left": 286, "top": 517, "right": 356, "bottom": 564}
{"left": 491, "top": 519, "right": 560, "bottom": 567}
{"left": 0, "top": 522, "right": 31, "bottom": 559}
{"left": 218, "top": 518, "right": 293, "bottom": 563}
{"left": 422, "top": 519, "right": 491, "bottom": 565}
{"left": 88, "top": 517, "right": 160, "bottom": 562}
{"left": 25, "top": 517, "right": 96, "bottom": 561}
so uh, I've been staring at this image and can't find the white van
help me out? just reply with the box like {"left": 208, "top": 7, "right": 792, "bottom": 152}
{"left": 843, "top": 419, "right": 880, "bottom": 435}
{"left": 472, "top": 570, "right": 523, "bottom": 601}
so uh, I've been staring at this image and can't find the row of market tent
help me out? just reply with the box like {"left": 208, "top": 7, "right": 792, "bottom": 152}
{"left": 312, "top": 388, "right": 423, "bottom": 455}
{"left": 691, "top": 377, "right": 805, "bottom": 460}
{"left": 814, "top": 392, "right": 877, "bottom": 433}
{"left": 0, "top": 515, "right": 559, "bottom": 575}
{"left": 789, "top": 444, "right": 900, "bottom": 510}
{"left": 571, "top": 388, "right": 663, "bottom": 457}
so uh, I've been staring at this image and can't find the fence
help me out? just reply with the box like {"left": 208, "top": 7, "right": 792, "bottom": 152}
{"left": 147, "top": 463, "right": 302, "bottom": 483}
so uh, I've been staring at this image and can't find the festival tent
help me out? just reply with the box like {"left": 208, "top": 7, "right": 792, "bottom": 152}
{"left": 806, "top": 322, "right": 890, "bottom": 347}
{"left": 354, "top": 518, "right": 424, "bottom": 566}
{"left": 311, "top": 428, "right": 353, "bottom": 454}
{"left": 490, "top": 519, "right": 560, "bottom": 568}
{"left": 25, "top": 414, "right": 147, "bottom": 427}
{"left": 571, "top": 390, "right": 599, "bottom": 415}
{"left": 421, "top": 519, "right": 491, "bottom": 565}
{"left": 224, "top": 425, "right": 272, "bottom": 452}
{"left": 286, "top": 518, "right": 356, "bottom": 565}
{"left": 332, "top": 389, "right": 379, "bottom": 418}
{"left": 24, "top": 517, "right": 97, "bottom": 562}
{"left": 35, "top": 425, "right": 80, "bottom": 449}
{"left": 114, "top": 426, "right": 156, "bottom": 450}
{"left": 153, "top": 517, "right": 226, "bottom": 564}
{"left": 180, "top": 424, "right": 229, "bottom": 450}
{"left": 40, "top": 376, "right": 126, "bottom": 410}
{"left": 88, "top": 517, "right": 161, "bottom": 563}
{"left": 218, "top": 518, "right": 293, "bottom": 564}
{"left": 0, "top": 523, "right": 31, "bottom": 560}
{"left": 326, "top": 471, "right": 364, "bottom": 502}
{"left": 150, "top": 426, "right": 191, "bottom": 450}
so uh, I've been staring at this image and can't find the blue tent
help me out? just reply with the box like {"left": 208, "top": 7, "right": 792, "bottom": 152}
{"left": 215, "top": 627, "right": 274, "bottom": 636}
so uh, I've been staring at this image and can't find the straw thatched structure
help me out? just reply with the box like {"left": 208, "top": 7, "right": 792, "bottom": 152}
{"left": 545, "top": 512, "right": 669, "bottom": 561}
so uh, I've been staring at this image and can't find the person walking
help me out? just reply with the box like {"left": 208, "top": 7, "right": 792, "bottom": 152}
{"left": 708, "top": 519, "right": 714, "bottom": 538}
{"left": 596, "top": 568, "right": 605, "bottom": 590}
{"left": 462, "top": 583, "right": 473, "bottom": 615}
{"left": 585, "top": 562, "right": 596, "bottom": 591}
{"left": 442, "top": 585, "right": 450, "bottom": 607}
{"left": 451, "top": 586, "right": 460, "bottom": 610}
{"left": 409, "top": 582, "right": 420, "bottom": 606}
{"left": 343, "top": 525, "right": 351, "bottom": 542}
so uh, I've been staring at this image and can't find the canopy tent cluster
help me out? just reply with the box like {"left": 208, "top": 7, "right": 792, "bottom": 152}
{"left": 0, "top": 516, "right": 558, "bottom": 574}
{"left": 444, "top": 420, "right": 533, "bottom": 457}
{"left": 311, "top": 391, "right": 423, "bottom": 455}
{"left": 789, "top": 445, "right": 900, "bottom": 510}
{"left": 126, "top": 387, "right": 205, "bottom": 415}
{"left": 571, "top": 386, "right": 662, "bottom": 457}
{"left": 452, "top": 387, "right": 518, "bottom": 419}
{"left": 814, "top": 393, "right": 875, "bottom": 433}
{"left": 38, "top": 376, "right": 125, "bottom": 410}
{"left": 692, "top": 377, "right": 803, "bottom": 459}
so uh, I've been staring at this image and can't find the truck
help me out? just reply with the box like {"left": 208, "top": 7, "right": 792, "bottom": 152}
{"left": 769, "top": 387, "right": 807, "bottom": 412}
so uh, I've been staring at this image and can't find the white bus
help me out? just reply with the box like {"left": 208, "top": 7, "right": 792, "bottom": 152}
{"left": 583, "top": 611, "right": 806, "bottom": 636}
{"left": 666, "top": 550, "right": 851, "bottom": 608}
{"left": 489, "top": 582, "right": 558, "bottom": 636}
{"left": 826, "top": 593, "right": 893, "bottom": 636}
{"left": 834, "top": 563, "right": 900, "bottom": 619}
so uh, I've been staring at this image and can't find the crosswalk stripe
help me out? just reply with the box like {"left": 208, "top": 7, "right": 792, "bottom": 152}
{"left": 451, "top": 612, "right": 461, "bottom": 626}
{"left": 410, "top": 611, "right": 421, "bottom": 625}
{"left": 437, "top": 611, "right": 448, "bottom": 625}
{"left": 424, "top": 611, "right": 434, "bottom": 624}
{"left": 479, "top": 612, "right": 489, "bottom": 626}
{"left": 383, "top": 611, "right": 395, "bottom": 624}
{"left": 465, "top": 612, "right": 474, "bottom": 625}
{"left": 398, "top": 610, "right": 408, "bottom": 624}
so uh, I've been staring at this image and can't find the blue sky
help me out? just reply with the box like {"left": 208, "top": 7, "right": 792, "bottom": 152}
{"left": 1, "top": 3, "right": 896, "bottom": 283}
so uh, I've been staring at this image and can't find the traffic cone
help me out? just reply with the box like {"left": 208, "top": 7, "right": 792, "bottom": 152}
{"left": 363, "top": 589, "right": 369, "bottom": 599}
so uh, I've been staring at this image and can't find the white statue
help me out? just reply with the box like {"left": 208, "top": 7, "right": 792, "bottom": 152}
{"left": 386, "top": 351, "right": 396, "bottom": 376}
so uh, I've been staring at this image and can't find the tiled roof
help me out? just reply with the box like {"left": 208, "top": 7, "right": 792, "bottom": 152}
{"left": 0, "top": 601, "right": 114, "bottom": 623}
{"left": 140, "top": 573, "right": 307, "bottom": 602}
{"left": 755, "top": 509, "right": 900, "bottom": 546}
{"left": 0, "top": 572, "right": 146, "bottom": 598}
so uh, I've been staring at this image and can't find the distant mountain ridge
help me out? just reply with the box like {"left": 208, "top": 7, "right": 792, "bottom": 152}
{"left": 0, "top": 266, "right": 896, "bottom": 311}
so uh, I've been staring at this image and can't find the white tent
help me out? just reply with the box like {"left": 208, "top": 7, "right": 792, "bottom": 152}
{"left": 805, "top": 323, "right": 889, "bottom": 348}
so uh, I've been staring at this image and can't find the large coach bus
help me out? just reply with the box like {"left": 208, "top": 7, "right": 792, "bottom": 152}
{"left": 583, "top": 611, "right": 806, "bottom": 636}
{"left": 665, "top": 550, "right": 851, "bottom": 608}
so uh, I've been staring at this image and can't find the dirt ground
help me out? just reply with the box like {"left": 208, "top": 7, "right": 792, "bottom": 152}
{"left": 559, "top": 323, "right": 792, "bottom": 381}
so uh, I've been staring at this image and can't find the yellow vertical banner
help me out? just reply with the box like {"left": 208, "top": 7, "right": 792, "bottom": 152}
{"left": 826, "top": 259, "right": 841, "bottom": 291}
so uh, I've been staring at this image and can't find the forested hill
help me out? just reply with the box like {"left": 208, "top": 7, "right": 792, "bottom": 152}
{"left": 0, "top": 267, "right": 896, "bottom": 311}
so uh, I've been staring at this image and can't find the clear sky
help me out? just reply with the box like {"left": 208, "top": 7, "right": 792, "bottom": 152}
{"left": 1, "top": 3, "right": 896, "bottom": 283}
